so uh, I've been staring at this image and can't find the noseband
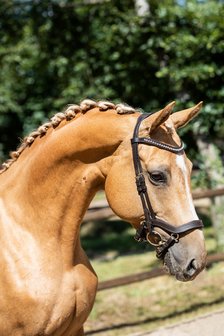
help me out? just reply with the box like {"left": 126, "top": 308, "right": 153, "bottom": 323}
{"left": 131, "top": 113, "right": 203, "bottom": 259}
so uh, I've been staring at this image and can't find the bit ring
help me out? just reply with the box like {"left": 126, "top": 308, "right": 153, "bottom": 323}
{"left": 146, "top": 231, "right": 164, "bottom": 247}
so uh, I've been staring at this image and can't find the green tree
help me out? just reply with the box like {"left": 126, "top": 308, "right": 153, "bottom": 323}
{"left": 0, "top": 0, "right": 223, "bottom": 165}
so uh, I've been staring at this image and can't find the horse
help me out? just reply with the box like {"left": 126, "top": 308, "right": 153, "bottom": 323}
{"left": 0, "top": 99, "right": 206, "bottom": 336}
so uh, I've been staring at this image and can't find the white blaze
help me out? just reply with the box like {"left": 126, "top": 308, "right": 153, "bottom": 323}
{"left": 175, "top": 155, "right": 199, "bottom": 220}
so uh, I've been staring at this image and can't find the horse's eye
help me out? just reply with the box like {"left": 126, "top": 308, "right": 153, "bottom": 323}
{"left": 149, "top": 171, "right": 166, "bottom": 185}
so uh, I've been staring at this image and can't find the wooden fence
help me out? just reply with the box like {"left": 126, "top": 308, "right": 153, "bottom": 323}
{"left": 83, "top": 187, "right": 224, "bottom": 292}
{"left": 84, "top": 187, "right": 224, "bottom": 223}
{"left": 98, "top": 253, "right": 224, "bottom": 291}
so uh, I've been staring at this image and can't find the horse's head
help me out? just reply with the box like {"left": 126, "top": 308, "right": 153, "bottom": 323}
{"left": 104, "top": 102, "right": 206, "bottom": 282}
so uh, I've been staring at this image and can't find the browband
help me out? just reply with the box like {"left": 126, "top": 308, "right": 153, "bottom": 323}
{"left": 131, "top": 137, "right": 184, "bottom": 154}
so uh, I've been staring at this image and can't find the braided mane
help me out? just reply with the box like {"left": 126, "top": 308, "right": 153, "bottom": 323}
{"left": 0, "top": 99, "right": 136, "bottom": 174}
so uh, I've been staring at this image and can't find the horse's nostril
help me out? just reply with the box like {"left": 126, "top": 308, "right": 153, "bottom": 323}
{"left": 185, "top": 258, "right": 198, "bottom": 277}
{"left": 190, "top": 259, "right": 197, "bottom": 271}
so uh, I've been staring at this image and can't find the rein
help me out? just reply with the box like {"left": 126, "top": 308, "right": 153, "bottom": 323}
{"left": 131, "top": 113, "right": 203, "bottom": 259}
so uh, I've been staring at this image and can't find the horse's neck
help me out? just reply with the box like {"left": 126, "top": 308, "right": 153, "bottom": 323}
{"left": 0, "top": 110, "right": 137, "bottom": 259}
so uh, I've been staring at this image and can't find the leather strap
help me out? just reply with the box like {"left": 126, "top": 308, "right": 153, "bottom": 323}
{"left": 131, "top": 112, "right": 204, "bottom": 258}
{"left": 151, "top": 218, "right": 203, "bottom": 235}
{"left": 131, "top": 137, "right": 184, "bottom": 154}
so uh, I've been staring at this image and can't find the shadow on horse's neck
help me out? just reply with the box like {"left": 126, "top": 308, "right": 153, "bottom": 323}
{"left": 0, "top": 110, "right": 137, "bottom": 249}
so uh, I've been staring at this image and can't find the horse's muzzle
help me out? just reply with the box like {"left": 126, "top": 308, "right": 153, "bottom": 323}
{"left": 163, "top": 248, "right": 205, "bottom": 282}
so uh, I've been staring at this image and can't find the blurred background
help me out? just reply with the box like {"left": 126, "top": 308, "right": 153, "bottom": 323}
{"left": 1, "top": 0, "right": 224, "bottom": 335}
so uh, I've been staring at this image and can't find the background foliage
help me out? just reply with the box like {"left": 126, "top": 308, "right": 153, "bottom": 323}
{"left": 0, "top": 0, "right": 224, "bottom": 183}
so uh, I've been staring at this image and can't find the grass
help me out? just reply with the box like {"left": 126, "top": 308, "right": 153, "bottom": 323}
{"left": 82, "top": 227, "right": 224, "bottom": 335}
{"left": 92, "top": 251, "right": 159, "bottom": 281}
{"left": 85, "top": 263, "right": 224, "bottom": 336}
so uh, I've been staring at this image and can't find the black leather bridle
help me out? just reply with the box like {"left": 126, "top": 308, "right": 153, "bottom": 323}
{"left": 131, "top": 113, "right": 203, "bottom": 259}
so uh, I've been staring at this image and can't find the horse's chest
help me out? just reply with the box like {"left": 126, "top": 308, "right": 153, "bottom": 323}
{"left": 0, "top": 261, "right": 96, "bottom": 335}
{"left": 0, "top": 204, "right": 97, "bottom": 335}
{"left": 45, "top": 267, "right": 98, "bottom": 335}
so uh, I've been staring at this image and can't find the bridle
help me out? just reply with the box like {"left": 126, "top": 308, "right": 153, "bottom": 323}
{"left": 131, "top": 113, "right": 203, "bottom": 259}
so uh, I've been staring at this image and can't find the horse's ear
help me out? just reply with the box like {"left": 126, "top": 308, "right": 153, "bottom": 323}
{"left": 146, "top": 101, "right": 176, "bottom": 133}
{"left": 171, "top": 101, "right": 203, "bottom": 129}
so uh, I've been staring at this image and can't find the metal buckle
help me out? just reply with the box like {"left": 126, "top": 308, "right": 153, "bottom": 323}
{"left": 146, "top": 230, "right": 165, "bottom": 247}
{"left": 136, "top": 174, "right": 147, "bottom": 194}
{"left": 171, "top": 233, "right": 179, "bottom": 243}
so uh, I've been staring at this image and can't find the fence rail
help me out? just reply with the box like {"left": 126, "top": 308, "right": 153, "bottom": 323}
{"left": 84, "top": 187, "right": 224, "bottom": 223}
{"left": 98, "top": 253, "right": 224, "bottom": 291}
{"left": 192, "top": 187, "right": 224, "bottom": 199}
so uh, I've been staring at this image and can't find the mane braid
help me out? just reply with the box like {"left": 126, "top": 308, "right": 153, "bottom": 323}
{"left": 0, "top": 99, "right": 136, "bottom": 174}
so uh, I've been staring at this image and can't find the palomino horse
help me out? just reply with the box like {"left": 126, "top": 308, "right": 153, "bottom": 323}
{"left": 0, "top": 99, "right": 206, "bottom": 335}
